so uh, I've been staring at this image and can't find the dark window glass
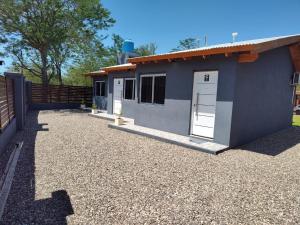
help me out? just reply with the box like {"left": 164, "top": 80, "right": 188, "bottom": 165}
{"left": 95, "top": 82, "right": 105, "bottom": 96}
{"left": 124, "top": 79, "right": 135, "bottom": 100}
{"left": 95, "top": 82, "right": 100, "bottom": 96}
{"left": 100, "top": 82, "right": 105, "bottom": 96}
{"left": 141, "top": 77, "right": 153, "bottom": 103}
{"left": 153, "top": 76, "right": 166, "bottom": 104}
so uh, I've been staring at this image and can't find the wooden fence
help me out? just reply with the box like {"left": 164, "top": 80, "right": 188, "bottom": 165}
{"left": 0, "top": 76, "right": 15, "bottom": 131}
{"left": 31, "top": 83, "right": 93, "bottom": 105}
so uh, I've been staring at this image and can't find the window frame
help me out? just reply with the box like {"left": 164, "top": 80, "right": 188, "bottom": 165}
{"left": 139, "top": 73, "right": 166, "bottom": 105}
{"left": 123, "top": 78, "right": 136, "bottom": 101}
{"left": 95, "top": 81, "right": 106, "bottom": 97}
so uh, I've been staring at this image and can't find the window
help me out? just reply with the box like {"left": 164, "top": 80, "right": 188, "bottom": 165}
{"left": 141, "top": 76, "right": 153, "bottom": 103}
{"left": 95, "top": 81, "right": 105, "bottom": 96}
{"left": 153, "top": 76, "right": 166, "bottom": 104}
{"left": 140, "top": 74, "right": 166, "bottom": 104}
{"left": 124, "top": 79, "right": 135, "bottom": 100}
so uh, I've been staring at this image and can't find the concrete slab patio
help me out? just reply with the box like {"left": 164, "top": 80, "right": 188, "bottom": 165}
{"left": 1, "top": 110, "right": 300, "bottom": 224}
{"left": 108, "top": 122, "right": 228, "bottom": 154}
{"left": 89, "top": 111, "right": 228, "bottom": 154}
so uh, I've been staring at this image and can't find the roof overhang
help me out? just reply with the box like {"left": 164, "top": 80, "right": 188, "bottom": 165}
{"left": 128, "top": 35, "right": 300, "bottom": 64}
{"left": 84, "top": 70, "right": 108, "bottom": 77}
{"left": 289, "top": 43, "right": 300, "bottom": 72}
{"left": 102, "top": 63, "right": 136, "bottom": 72}
{"left": 85, "top": 63, "right": 136, "bottom": 77}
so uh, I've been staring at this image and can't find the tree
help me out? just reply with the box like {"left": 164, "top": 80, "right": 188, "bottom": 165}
{"left": 171, "top": 38, "right": 200, "bottom": 52}
{"left": 63, "top": 34, "right": 158, "bottom": 87}
{"left": 103, "top": 34, "right": 124, "bottom": 66}
{"left": 0, "top": 0, "right": 115, "bottom": 87}
{"left": 135, "top": 43, "right": 157, "bottom": 56}
{"left": 64, "top": 42, "right": 108, "bottom": 86}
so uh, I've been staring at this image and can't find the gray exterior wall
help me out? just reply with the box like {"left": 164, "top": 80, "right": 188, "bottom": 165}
{"left": 93, "top": 76, "right": 108, "bottom": 110}
{"left": 230, "top": 46, "right": 294, "bottom": 147}
{"left": 132, "top": 55, "right": 238, "bottom": 146}
{"left": 107, "top": 70, "right": 136, "bottom": 118}
{"left": 0, "top": 118, "right": 16, "bottom": 156}
{"left": 102, "top": 46, "right": 294, "bottom": 148}
{"left": 1, "top": 72, "right": 26, "bottom": 155}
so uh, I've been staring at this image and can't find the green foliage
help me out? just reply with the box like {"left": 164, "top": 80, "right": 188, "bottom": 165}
{"left": 92, "top": 103, "right": 97, "bottom": 109}
{"left": 64, "top": 61, "right": 94, "bottom": 87}
{"left": 63, "top": 35, "right": 118, "bottom": 86}
{"left": 63, "top": 34, "right": 159, "bottom": 86}
{"left": 171, "top": 38, "right": 200, "bottom": 52}
{"left": 10, "top": 63, "right": 61, "bottom": 85}
{"left": 111, "top": 34, "right": 124, "bottom": 54}
{"left": 0, "top": 0, "right": 115, "bottom": 86}
{"left": 293, "top": 115, "right": 300, "bottom": 126}
{"left": 134, "top": 43, "right": 157, "bottom": 56}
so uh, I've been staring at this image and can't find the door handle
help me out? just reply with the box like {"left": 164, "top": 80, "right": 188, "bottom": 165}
{"left": 196, "top": 93, "right": 199, "bottom": 120}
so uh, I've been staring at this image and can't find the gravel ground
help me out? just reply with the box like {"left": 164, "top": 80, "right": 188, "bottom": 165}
{"left": 1, "top": 110, "right": 300, "bottom": 225}
{"left": 0, "top": 145, "right": 12, "bottom": 179}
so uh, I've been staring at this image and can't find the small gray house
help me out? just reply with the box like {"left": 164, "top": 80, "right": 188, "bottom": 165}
{"left": 87, "top": 35, "right": 300, "bottom": 149}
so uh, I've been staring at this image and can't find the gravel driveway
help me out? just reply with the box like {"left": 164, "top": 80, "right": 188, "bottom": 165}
{"left": 1, "top": 110, "right": 300, "bottom": 224}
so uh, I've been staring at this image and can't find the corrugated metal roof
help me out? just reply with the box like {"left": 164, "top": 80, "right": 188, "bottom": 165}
{"left": 84, "top": 70, "right": 107, "bottom": 77}
{"left": 90, "top": 70, "right": 106, "bottom": 74}
{"left": 128, "top": 34, "right": 300, "bottom": 64}
{"left": 86, "top": 34, "right": 300, "bottom": 75}
{"left": 158, "top": 34, "right": 300, "bottom": 55}
{"left": 164, "top": 35, "right": 300, "bottom": 55}
{"left": 102, "top": 63, "right": 133, "bottom": 69}
{"left": 101, "top": 63, "right": 136, "bottom": 72}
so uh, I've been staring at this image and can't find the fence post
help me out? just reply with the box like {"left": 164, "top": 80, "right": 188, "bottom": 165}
{"left": 4, "top": 72, "right": 25, "bottom": 130}
{"left": 26, "top": 81, "right": 32, "bottom": 110}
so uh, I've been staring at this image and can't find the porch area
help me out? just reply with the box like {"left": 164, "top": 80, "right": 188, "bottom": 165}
{"left": 89, "top": 111, "right": 228, "bottom": 154}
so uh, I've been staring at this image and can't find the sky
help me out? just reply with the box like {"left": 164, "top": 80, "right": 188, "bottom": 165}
{"left": 100, "top": 0, "right": 300, "bottom": 52}
{"left": 1, "top": 0, "right": 300, "bottom": 73}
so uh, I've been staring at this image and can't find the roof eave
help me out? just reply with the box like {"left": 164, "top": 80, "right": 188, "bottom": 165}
{"left": 103, "top": 65, "right": 136, "bottom": 72}
{"left": 128, "top": 45, "right": 254, "bottom": 64}
{"left": 128, "top": 35, "right": 300, "bottom": 64}
{"left": 84, "top": 71, "right": 108, "bottom": 77}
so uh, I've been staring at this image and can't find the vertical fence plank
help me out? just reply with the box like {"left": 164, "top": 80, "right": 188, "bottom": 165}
{"left": 30, "top": 83, "right": 92, "bottom": 105}
{"left": 67, "top": 86, "right": 69, "bottom": 103}
{"left": 0, "top": 76, "right": 16, "bottom": 131}
{"left": 5, "top": 78, "right": 10, "bottom": 123}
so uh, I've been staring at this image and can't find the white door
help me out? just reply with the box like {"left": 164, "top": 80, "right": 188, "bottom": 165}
{"left": 113, "top": 78, "right": 123, "bottom": 114}
{"left": 191, "top": 71, "right": 218, "bottom": 138}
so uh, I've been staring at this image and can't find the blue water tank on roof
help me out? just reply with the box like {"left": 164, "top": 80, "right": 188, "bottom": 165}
{"left": 122, "top": 40, "right": 134, "bottom": 53}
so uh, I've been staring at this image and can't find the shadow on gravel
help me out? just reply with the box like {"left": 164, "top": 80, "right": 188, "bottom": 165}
{"left": 0, "top": 110, "right": 74, "bottom": 225}
{"left": 238, "top": 126, "right": 300, "bottom": 156}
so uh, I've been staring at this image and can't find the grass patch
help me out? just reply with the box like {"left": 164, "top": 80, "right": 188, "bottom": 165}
{"left": 293, "top": 115, "right": 300, "bottom": 126}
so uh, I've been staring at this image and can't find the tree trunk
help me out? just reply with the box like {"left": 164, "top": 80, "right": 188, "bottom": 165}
{"left": 40, "top": 50, "right": 49, "bottom": 103}
{"left": 56, "top": 64, "right": 63, "bottom": 86}
{"left": 56, "top": 63, "right": 63, "bottom": 102}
